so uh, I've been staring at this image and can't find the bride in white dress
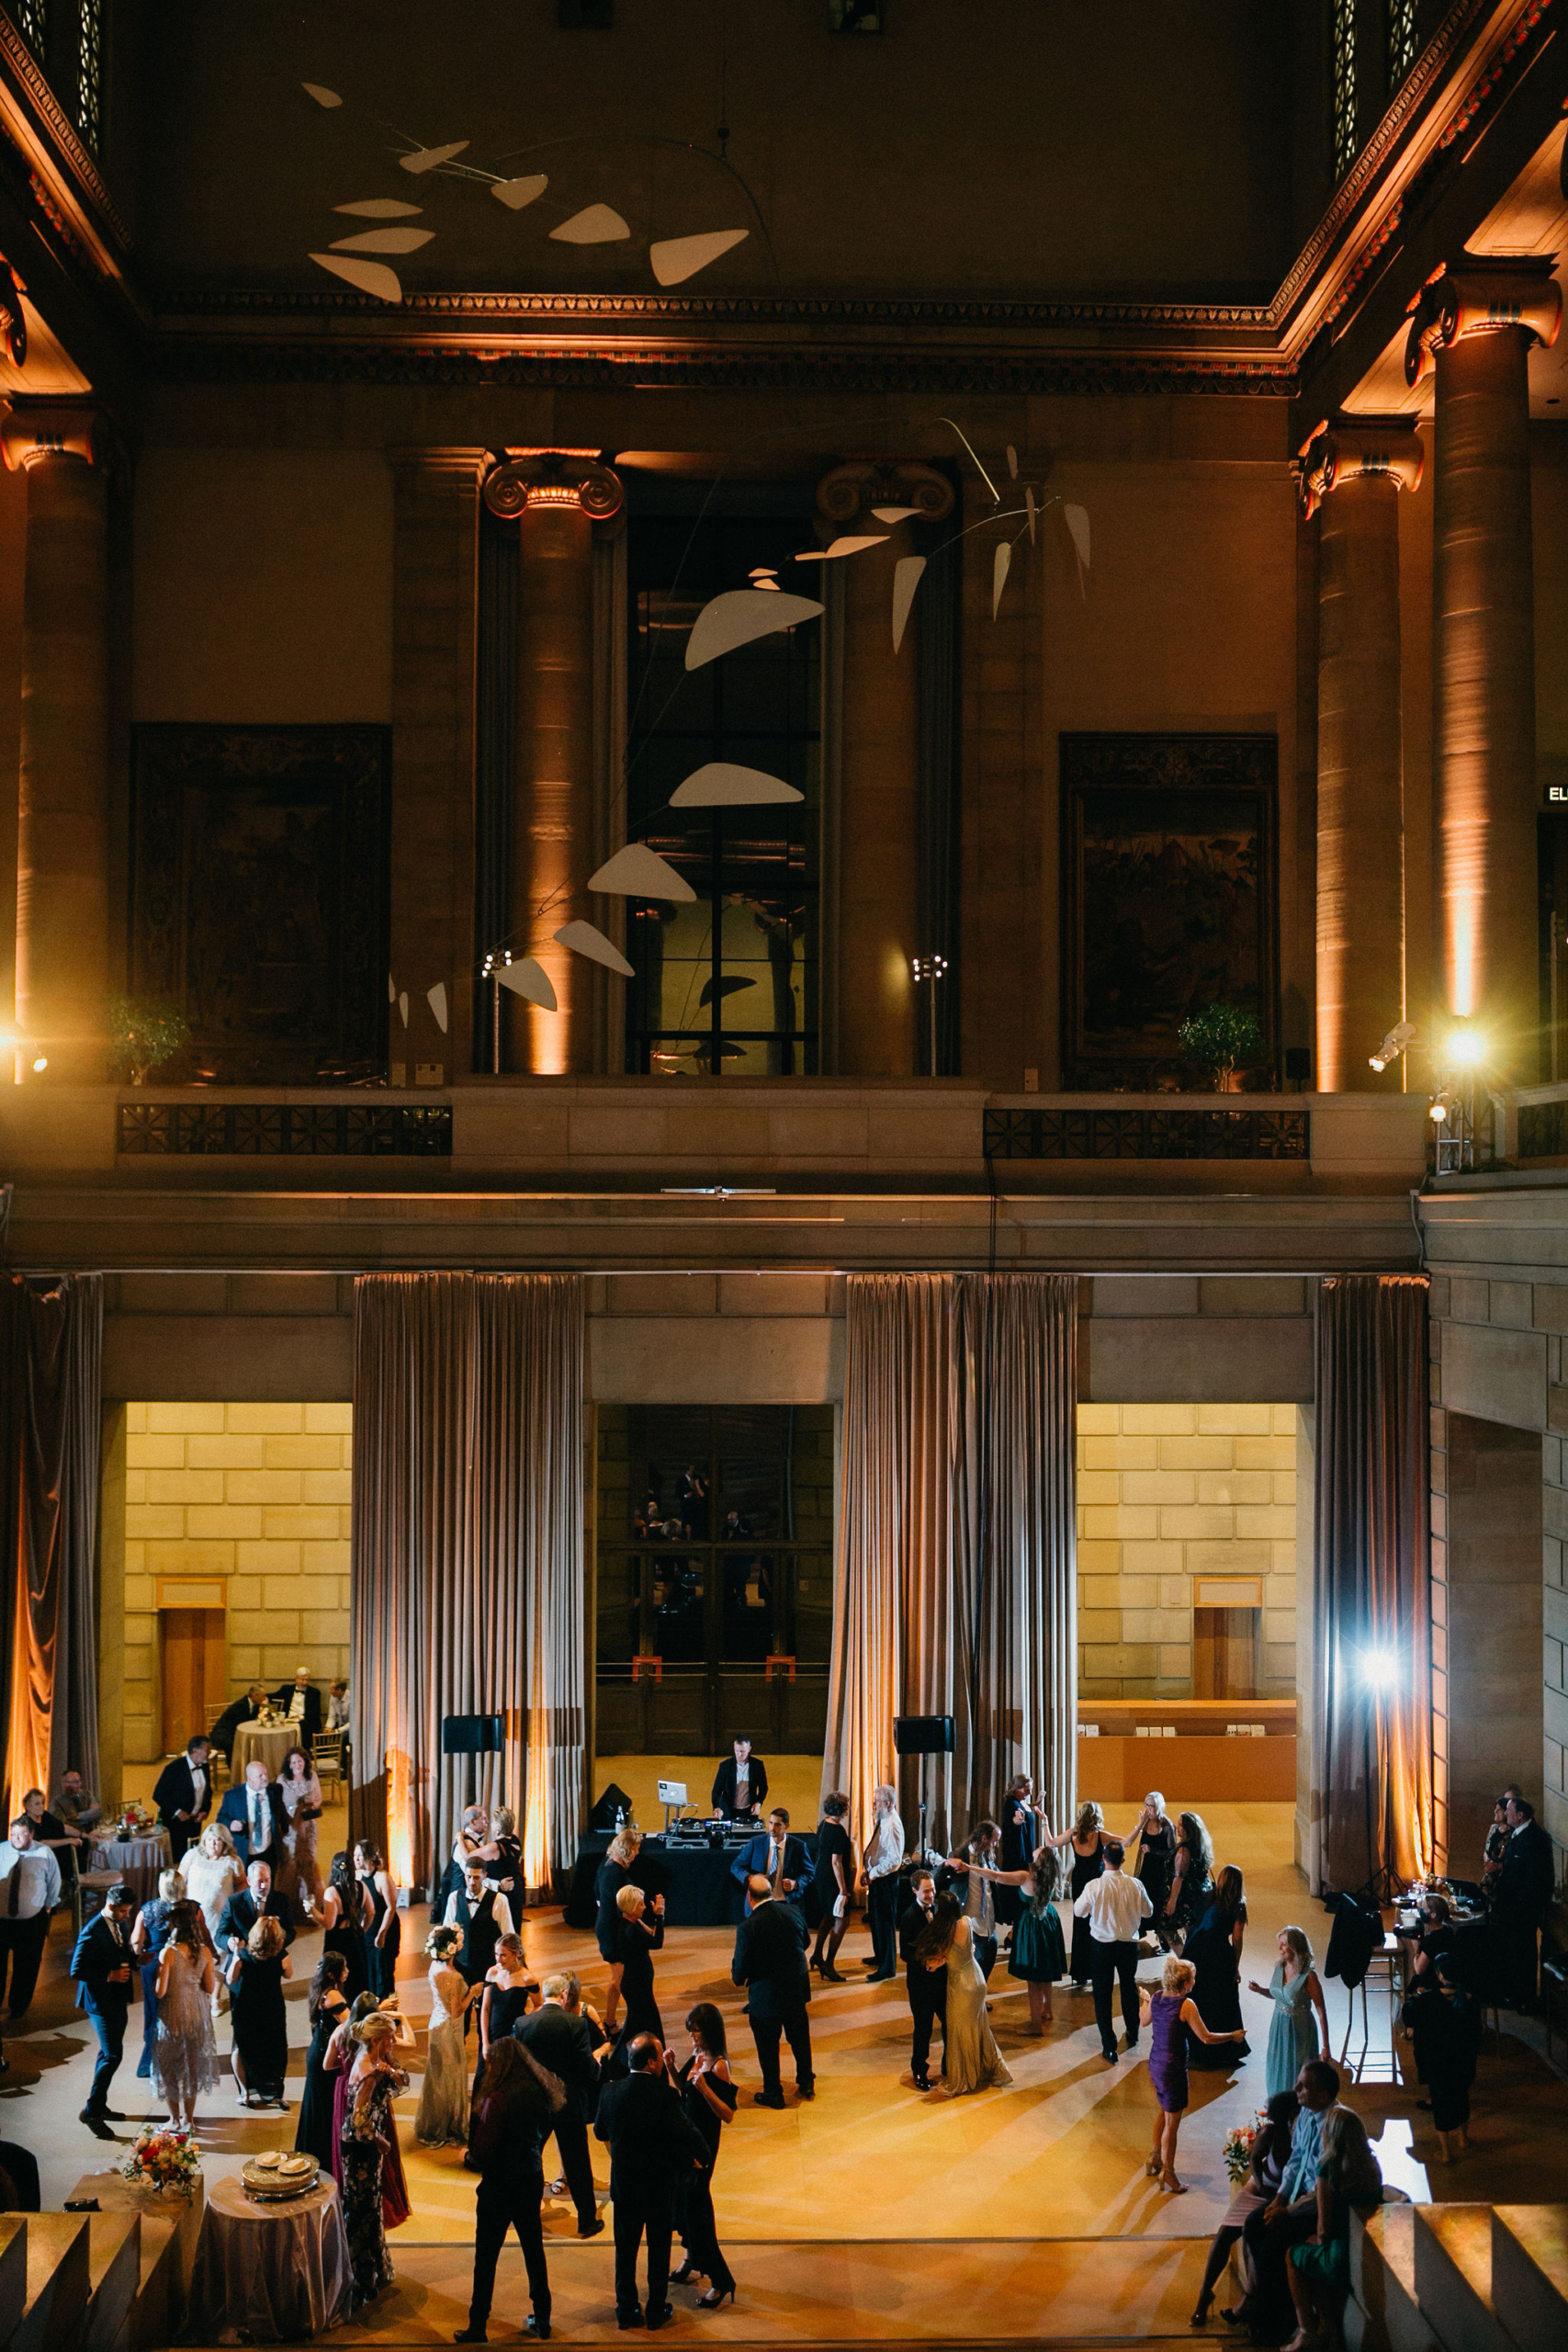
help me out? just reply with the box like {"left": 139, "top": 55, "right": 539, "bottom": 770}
{"left": 920, "top": 1894, "right": 1012, "bottom": 2095}
{"left": 415, "top": 1924, "right": 476, "bottom": 2145}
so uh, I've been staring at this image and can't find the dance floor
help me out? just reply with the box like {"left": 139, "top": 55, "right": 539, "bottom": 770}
{"left": 12, "top": 1790, "right": 1568, "bottom": 2345}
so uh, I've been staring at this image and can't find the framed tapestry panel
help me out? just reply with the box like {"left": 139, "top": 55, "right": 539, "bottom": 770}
{"left": 130, "top": 724, "right": 391, "bottom": 1086}
{"left": 1060, "top": 732, "right": 1279, "bottom": 1090}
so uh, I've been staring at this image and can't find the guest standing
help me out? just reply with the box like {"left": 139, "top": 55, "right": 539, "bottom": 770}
{"left": 808, "top": 1792, "right": 855, "bottom": 1980}
{"left": 594, "top": 1828, "right": 642, "bottom": 2033}
{"left": 996, "top": 1774, "right": 1040, "bottom": 1934}
{"left": 918, "top": 1892, "right": 1011, "bottom": 2095}
{"left": 473, "top": 1931, "right": 538, "bottom": 2104}
{"left": 516, "top": 1971, "right": 608, "bottom": 2237}
{"left": 446, "top": 1863, "right": 513, "bottom": 1989}
{"left": 476, "top": 1807, "right": 523, "bottom": 1905}
{"left": 321, "top": 1849, "right": 371, "bottom": 2003}
{"left": 1139, "top": 1955, "right": 1247, "bottom": 2191}
{"left": 1045, "top": 1802, "right": 1106, "bottom": 1988}
{"left": 1191, "top": 2087, "right": 1298, "bottom": 2327}
{"left": 614, "top": 1885, "right": 666, "bottom": 2056}
{"left": 217, "top": 1759, "right": 287, "bottom": 1873}
{"left": 217, "top": 1858, "right": 295, "bottom": 1957}
{"left": 70, "top": 1883, "right": 137, "bottom": 2131}
{"left": 276, "top": 1746, "right": 324, "bottom": 1920}
{"left": 1489, "top": 1792, "right": 1555, "bottom": 2008}
{"left": 595, "top": 2034, "right": 707, "bottom": 2334}
{"left": 416, "top": 1925, "right": 475, "bottom": 2147}
{"left": 731, "top": 1873, "right": 812, "bottom": 2106}
{"left": 1184, "top": 1863, "right": 1249, "bottom": 2064}
{"left": 860, "top": 1785, "right": 906, "bottom": 1982}
{"left": 670, "top": 2004, "right": 737, "bottom": 2308}
{"left": 710, "top": 1736, "right": 766, "bottom": 1821}
{"left": 898, "top": 1868, "right": 946, "bottom": 2088}
{"left": 1072, "top": 1836, "right": 1153, "bottom": 2064}
{"left": 152, "top": 1735, "right": 213, "bottom": 1869}
{"left": 227, "top": 1914, "right": 291, "bottom": 2107}
{"left": 131, "top": 1868, "right": 181, "bottom": 2080}
{"left": 340, "top": 2014, "right": 400, "bottom": 2311}
{"left": 1403, "top": 1958, "right": 1483, "bottom": 2163}
{"left": 356, "top": 1842, "right": 401, "bottom": 2000}
{"left": 952, "top": 1841, "right": 1067, "bottom": 2032}
{"left": 1163, "top": 1810, "right": 1215, "bottom": 1951}
{"left": 178, "top": 1825, "right": 243, "bottom": 1959}
{"left": 0, "top": 1818, "right": 61, "bottom": 2019}
{"left": 455, "top": 2036, "right": 558, "bottom": 2345}
{"left": 731, "top": 1808, "right": 810, "bottom": 1912}
{"left": 1130, "top": 1792, "right": 1178, "bottom": 1939}
{"left": 344, "top": 1996, "right": 412, "bottom": 2230}
{"left": 1250, "top": 1926, "right": 1330, "bottom": 2101}
{"left": 297, "top": 1951, "right": 351, "bottom": 2166}
{"left": 1285, "top": 2106, "right": 1383, "bottom": 2349}
{"left": 151, "top": 1902, "right": 218, "bottom": 2129}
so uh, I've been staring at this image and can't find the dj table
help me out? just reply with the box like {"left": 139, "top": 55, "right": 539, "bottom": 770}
{"left": 565, "top": 1830, "right": 818, "bottom": 1931}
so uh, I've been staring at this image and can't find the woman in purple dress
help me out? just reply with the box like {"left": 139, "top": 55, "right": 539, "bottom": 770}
{"left": 1139, "top": 1954, "right": 1247, "bottom": 2192}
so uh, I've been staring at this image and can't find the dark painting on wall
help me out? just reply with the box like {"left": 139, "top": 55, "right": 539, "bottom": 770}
{"left": 130, "top": 725, "right": 390, "bottom": 1085}
{"left": 1060, "top": 732, "right": 1279, "bottom": 1090}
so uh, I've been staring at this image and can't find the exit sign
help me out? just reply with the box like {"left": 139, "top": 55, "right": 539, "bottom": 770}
{"left": 1551, "top": 787, "right": 1568, "bottom": 803}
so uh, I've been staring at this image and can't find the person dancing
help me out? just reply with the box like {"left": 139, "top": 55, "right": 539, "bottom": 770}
{"left": 1040, "top": 1802, "right": 1106, "bottom": 1988}
{"left": 594, "top": 1828, "right": 642, "bottom": 2035}
{"left": 898, "top": 1867, "right": 946, "bottom": 2088}
{"left": 1139, "top": 1955, "right": 1247, "bottom": 2192}
{"left": 808, "top": 1792, "right": 854, "bottom": 1982}
{"left": 612, "top": 1885, "right": 665, "bottom": 2061}
{"left": 669, "top": 2004, "right": 738, "bottom": 2309}
{"left": 1251, "top": 1926, "right": 1331, "bottom": 2099}
{"left": 1183, "top": 1863, "right": 1249, "bottom": 2064}
{"left": 949, "top": 1839, "right": 1066, "bottom": 2033}
{"left": 915, "top": 1893, "right": 1010, "bottom": 2095}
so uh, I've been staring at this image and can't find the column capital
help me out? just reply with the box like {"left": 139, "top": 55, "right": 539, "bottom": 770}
{"left": 0, "top": 396, "right": 121, "bottom": 474}
{"left": 816, "top": 458, "right": 954, "bottom": 526}
{"left": 1295, "top": 415, "right": 1424, "bottom": 518}
{"left": 482, "top": 447, "right": 623, "bottom": 522}
{"left": 1404, "top": 256, "right": 1562, "bottom": 388}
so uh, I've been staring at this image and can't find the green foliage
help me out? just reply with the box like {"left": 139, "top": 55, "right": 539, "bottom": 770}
{"left": 1176, "top": 1000, "right": 1265, "bottom": 1082}
{"left": 106, "top": 993, "right": 190, "bottom": 1080}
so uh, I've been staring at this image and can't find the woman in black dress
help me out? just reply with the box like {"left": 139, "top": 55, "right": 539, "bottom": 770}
{"left": 611, "top": 1884, "right": 665, "bottom": 2064}
{"left": 1183, "top": 1863, "right": 1249, "bottom": 2066}
{"left": 227, "top": 1914, "right": 292, "bottom": 2107}
{"left": 1164, "top": 1811, "right": 1215, "bottom": 1951}
{"left": 996, "top": 1776, "right": 1039, "bottom": 1935}
{"left": 479, "top": 1806, "right": 523, "bottom": 1907}
{"left": 471, "top": 1931, "right": 540, "bottom": 2106}
{"left": 809, "top": 1792, "right": 855, "bottom": 1981}
{"left": 321, "top": 1849, "right": 370, "bottom": 2005}
{"left": 1403, "top": 1957, "right": 1483, "bottom": 2164}
{"left": 1130, "top": 1792, "right": 1179, "bottom": 1941}
{"left": 356, "top": 1841, "right": 401, "bottom": 2003}
{"left": 1040, "top": 1803, "right": 1106, "bottom": 1988}
{"left": 594, "top": 1827, "right": 642, "bottom": 2034}
{"left": 297, "top": 1950, "right": 351, "bottom": 2164}
{"left": 670, "top": 2002, "right": 738, "bottom": 2307}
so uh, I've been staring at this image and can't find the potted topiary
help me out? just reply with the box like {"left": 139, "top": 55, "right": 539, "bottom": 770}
{"left": 1176, "top": 1000, "right": 1265, "bottom": 1092}
{"left": 106, "top": 994, "right": 191, "bottom": 1086}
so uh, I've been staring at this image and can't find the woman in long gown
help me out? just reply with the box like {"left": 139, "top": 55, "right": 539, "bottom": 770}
{"left": 1038, "top": 1803, "right": 1106, "bottom": 1989}
{"left": 321, "top": 1849, "right": 371, "bottom": 2005}
{"left": 916, "top": 1894, "right": 1011, "bottom": 2095}
{"left": 671, "top": 2003, "right": 738, "bottom": 2308}
{"left": 415, "top": 1925, "right": 474, "bottom": 2146}
{"left": 1130, "top": 1792, "right": 1179, "bottom": 1941}
{"left": 356, "top": 1841, "right": 402, "bottom": 2002}
{"left": 341, "top": 2015, "right": 400, "bottom": 2311}
{"left": 151, "top": 1901, "right": 218, "bottom": 2129}
{"left": 1249, "top": 1926, "right": 1330, "bottom": 2100}
{"left": 995, "top": 1775, "right": 1040, "bottom": 1935}
{"left": 472, "top": 1931, "right": 539, "bottom": 2108}
{"left": 952, "top": 1840, "right": 1067, "bottom": 2031}
{"left": 611, "top": 1885, "right": 665, "bottom": 2064}
{"left": 1164, "top": 1811, "right": 1216, "bottom": 1951}
{"left": 1185, "top": 1864, "right": 1249, "bottom": 2065}
{"left": 178, "top": 1825, "right": 241, "bottom": 2012}
{"left": 276, "top": 1747, "right": 324, "bottom": 1922}
{"left": 227, "top": 1914, "right": 291, "bottom": 2107}
{"left": 296, "top": 1951, "right": 350, "bottom": 2165}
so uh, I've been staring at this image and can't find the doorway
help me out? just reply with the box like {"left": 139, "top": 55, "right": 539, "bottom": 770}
{"left": 1193, "top": 1606, "right": 1261, "bottom": 1701}
{"left": 160, "top": 1608, "right": 226, "bottom": 1757}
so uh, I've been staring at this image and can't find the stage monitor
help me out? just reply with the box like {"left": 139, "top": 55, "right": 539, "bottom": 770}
{"left": 441, "top": 1713, "right": 503, "bottom": 1757}
{"left": 894, "top": 1713, "right": 955, "bottom": 1756}
{"left": 657, "top": 1779, "right": 689, "bottom": 1807}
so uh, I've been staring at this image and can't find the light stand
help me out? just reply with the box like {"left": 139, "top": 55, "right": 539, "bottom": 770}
{"left": 912, "top": 955, "right": 948, "bottom": 1078}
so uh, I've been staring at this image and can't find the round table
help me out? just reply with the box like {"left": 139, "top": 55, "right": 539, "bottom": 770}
{"left": 231, "top": 1724, "right": 299, "bottom": 1779}
{"left": 88, "top": 1829, "right": 171, "bottom": 1904}
{"left": 188, "top": 2172, "right": 351, "bottom": 2343}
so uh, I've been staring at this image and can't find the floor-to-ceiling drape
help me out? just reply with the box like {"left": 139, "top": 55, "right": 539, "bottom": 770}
{"left": 350, "top": 1272, "right": 584, "bottom": 1901}
{"left": 824, "top": 1272, "right": 1077, "bottom": 1850}
{"left": 1313, "top": 1272, "right": 1433, "bottom": 1894}
{"left": 0, "top": 1273, "right": 103, "bottom": 1818}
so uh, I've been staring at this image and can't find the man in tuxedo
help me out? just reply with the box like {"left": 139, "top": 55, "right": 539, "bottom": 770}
{"left": 732, "top": 1871, "right": 814, "bottom": 2107}
{"left": 709, "top": 1736, "right": 766, "bottom": 1822}
{"left": 594, "top": 2034, "right": 706, "bottom": 2332}
{"left": 218, "top": 1759, "right": 288, "bottom": 1871}
{"left": 898, "top": 1866, "right": 946, "bottom": 2091}
{"left": 217, "top": 1860, "right": 295, "bottom": 1956}
{"left": 71, "top": 1883, "right": 136, "bottom": 2132}
{"left": 445, "top": 1861, "right": 513, "bottom": 1985}
{"left": 152, "top": 1735, "right": 213, "bottom": 1869}
{"left": 1491, "top": 1792, "right": 1557, "bottom": 2007}
{"left": 272, "top": 1667, "right": 324, "bottom": 1742}
{"left": 730, "top": 1808, "right": 809, "bottom": 1915}
{"left": 209, "top": 1685, "right": 268, "bottom": 1762}
{"left": 516, "top": 1971, "right": 608, "bottom": 2238}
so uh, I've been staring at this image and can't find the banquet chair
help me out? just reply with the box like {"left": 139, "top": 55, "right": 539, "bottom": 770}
{"left": 311, "top": 1731, "right": 343, "bottom": 1799}
{"left": 72, "top": 1867, "right": 121, "bottom": 1939}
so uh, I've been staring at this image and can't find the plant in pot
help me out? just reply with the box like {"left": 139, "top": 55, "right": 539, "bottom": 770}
{"left": 1176, "top": 1001, "right": 1264, "bottom": 1092}
{"left": 106, "top": 994, "right": 191, "bottom": 1085}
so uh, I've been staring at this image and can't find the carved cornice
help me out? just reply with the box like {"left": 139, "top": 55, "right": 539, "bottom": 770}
{"left": 0, "top": 393, "right": 119, "bottom": 470}
{"left": 0, "top": 12, "right": 132, "bottom": 279}
{"left": 815, "top": 458, "right": 956, "bottom": 525}
{"left": 1294, "top": 417, "right": 1425, "bottom": 517}
{"left": 481, "top": 447, "right": 624, "bottom": 520}
{"left": 1403, "top": 254, "right": 1562, "bottom": 383}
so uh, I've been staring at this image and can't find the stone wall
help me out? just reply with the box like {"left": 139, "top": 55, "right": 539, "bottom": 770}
{"left": 1077, "top": 1401, "right": 1298, "bottom": 1701}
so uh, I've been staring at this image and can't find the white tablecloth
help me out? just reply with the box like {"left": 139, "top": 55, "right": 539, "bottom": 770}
{"left": 189, "top": 2173, "right": 351, "bottom": 2342}
{"left": 231, "top": 1724, "right": 299, "bottom": 1779}
{"left": 89, "top": 1831, "right": 171, "bottom": 1903}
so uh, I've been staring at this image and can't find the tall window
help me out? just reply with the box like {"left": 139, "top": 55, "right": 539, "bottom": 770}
{"left": 1332, "top": 0, "right": 1359, "bottom": 180}
{"left": 76, "top": 0, "right": 102, "bottom": 153}
{"left": 1387, "top": 0, "right": 1421, "bottom": 85}
{"left": 625, "top": 509, "right": 820, "bottom": 1077}
{"left": 14, "top": 2, "right": 47, "bottom": 58}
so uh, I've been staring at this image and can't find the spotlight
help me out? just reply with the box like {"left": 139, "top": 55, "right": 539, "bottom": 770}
{"left": 30, "top": 1056, "right": 46, "bottom": 1073}
{"left": 1428, "top": 1094, "right": 1449, "bottom": 1125}
{"left": 1369, "top": 1020, "right": 1416, "bottom": 1073}
{"left": 1359, "top": 1648, "right": 1399, "bottom": 1692}
{"left": 1446, "top": 1024, "right": 1484, "bottom": 1069}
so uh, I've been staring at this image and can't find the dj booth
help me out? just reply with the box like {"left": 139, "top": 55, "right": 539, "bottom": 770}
{"left": 565, "top": 1828, "right": 819, "bottom": 1931}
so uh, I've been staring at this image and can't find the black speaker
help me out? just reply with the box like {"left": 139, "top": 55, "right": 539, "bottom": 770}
{"left": 1284, "top": 1046, "right": 1313, "bottom": 1083}
{"left": 588, "top": 1781, "right": 634, "bottom": 1833}
{"left": 894, "top": 1713, "right": 955, "bottom": 1756}
{"left": 441, "top": 1713, "right": 503, "bottom": 1757}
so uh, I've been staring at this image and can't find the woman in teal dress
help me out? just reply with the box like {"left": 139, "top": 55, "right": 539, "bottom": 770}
{"left": 1249, "top": 1925, "right": 1331, "bottom": 2100}
{"left": 955, "top": 1839, "right": 1066, "bottom": 2031}
{"left": 1283, "top": 2106, "right": 1383, "bottom": 2351}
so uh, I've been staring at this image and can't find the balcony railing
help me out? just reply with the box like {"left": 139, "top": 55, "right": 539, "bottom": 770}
{"left": 116, "top": 1101, "right": 452, "bottom": 1157}
{"left": 984, "top": 1103, "right": 1309, "bottom": 1162}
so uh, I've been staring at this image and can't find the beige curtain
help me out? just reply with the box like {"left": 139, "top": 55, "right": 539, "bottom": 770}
{"left": 350, "top": 1273, "right": 584, "bottom": 1900}
{"left": 1313, "top": 1272, "right": 1434, "bottom": 1894}
{"left": 824, "top": 1272, "right": 1077, "bottom": 1850}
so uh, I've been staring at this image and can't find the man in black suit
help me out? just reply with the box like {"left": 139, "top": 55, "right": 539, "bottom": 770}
{"left": 516, "top": 1971, "right": 608, "bottom": 2238}
{"left": 730, "top": 1808, "right": 810, "bottom": 1915}
{"left": 71, "top": 1883, "right": 136, "bottom": 2132}
{"left": 898, "top": 1866, "right": 946, "bottom": 2091}
{"left": 709, "top": 1736, "right": 766, "bottom": 1821}
{"left": 272, "top": 1668, "right": 324, "bottom": 1742}
{"left": 731, "top": 1871, "right": 814, "bottom": 2107}
{"left": 216, "top": 1860, "right": 295, "bottom": 1956}
{"left": 152, "top": 1736, "right": 213, "bottom": 1869}
{"left": 594, "top": 2034, "right": 706, "bottom": 2332}
{"left": 1491, "top": 1792, "right": 1557, "bottom": 2007}
{"left": 209, "top": 1685, "right": 268, "bottom": 1762}
{"left": 217, "top": 1760, "right": 288, "bottom": 1871}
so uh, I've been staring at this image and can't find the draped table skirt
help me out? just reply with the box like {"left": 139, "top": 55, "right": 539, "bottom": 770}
{"left": 564, "top": 1831, "right": 818, "bottom": 1928}
{"left": 231, "top": 1724, "right": 300, "bottom": 1780}
{"left": 188, "top": 2174, "right": 352, "bottom": 2343}
{"left": 89, "top": 1832, "right": 171, "bottom": 1905}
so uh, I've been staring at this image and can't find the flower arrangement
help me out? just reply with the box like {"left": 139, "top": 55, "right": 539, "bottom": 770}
{"left": 1223, "top": 2109, "right": 1269, "bottom": 2186}
{"left": 109, "top": 1801, "right": 154, "bottom": 1842}
{"left": 122, "top": 2122, "right": 201, "bottom": 2199}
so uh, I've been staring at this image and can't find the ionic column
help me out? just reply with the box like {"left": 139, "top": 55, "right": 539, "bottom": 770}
{"left": 819, "top": 459, "right": 953, "bottom": 1076}
{"left": 483, "top": 451, "right": 623, "bottom": 1074}
{"left": 1, "top": 401, "right": 114, "bottom": 1080}
{"left": 1405, "top": 259, "right": 1562, "bottom": 1077}
{"left": 1298, "top": 419, "right": 1422, "bottom": 1090}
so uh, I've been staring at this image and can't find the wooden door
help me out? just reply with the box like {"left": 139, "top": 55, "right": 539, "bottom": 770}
{"left": 161, "top": 1609, "right": 226, "bottom": 1756}
{"left": 1192, "top": 1607, "right": 1259, "bottom": 1702}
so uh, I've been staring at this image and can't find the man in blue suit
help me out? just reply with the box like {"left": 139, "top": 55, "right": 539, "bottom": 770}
{"left": 730, "top": 1808, "right": 810, "bottom": 1917}
{"left": 72, "top": 1883, "right": 137, "bottom": 2133}
{"left": 217, "top": 1760, "right": 288, "bottom": 1871}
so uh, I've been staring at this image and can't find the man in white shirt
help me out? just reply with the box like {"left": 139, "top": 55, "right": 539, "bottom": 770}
{"left": 0, "top": 1815, "right": 62, "bottom": 2018}
{"left": 860, "top": 1784, "right": 906, "bottom": 1983}
{"left": 1072, "top": 1836, "right": 1153, "bottom": 2064}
